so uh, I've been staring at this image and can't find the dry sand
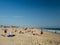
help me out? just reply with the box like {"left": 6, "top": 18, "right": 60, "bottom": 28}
{"left": 0, "top": 28, "right": 60, "bottom": 45}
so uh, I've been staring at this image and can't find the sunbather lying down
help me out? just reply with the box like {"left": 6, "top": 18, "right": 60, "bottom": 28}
{"left": 7, "top": 34, "right": 15, "bottom": 37}
{"left": 1, "top": 34, "right": 15, "bottom": 37}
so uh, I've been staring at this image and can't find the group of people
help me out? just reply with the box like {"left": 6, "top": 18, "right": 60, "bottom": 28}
{"left": 1, "top": 28, "right": 44, "bottom": 37}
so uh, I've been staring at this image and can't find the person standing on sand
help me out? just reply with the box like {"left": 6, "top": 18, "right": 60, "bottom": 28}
{"left": 41, "top": 29, "right": 43, "bottom": 34}
{"left": 41, "top": 31, "right": 43, "bottom": 34}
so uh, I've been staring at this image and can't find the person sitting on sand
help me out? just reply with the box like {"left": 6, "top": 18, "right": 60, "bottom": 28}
{"left": 4, "top": 29, "right": 7, "bottom": 33}
{"left": 19, "top": 31, "right": 24, "bottom": 34}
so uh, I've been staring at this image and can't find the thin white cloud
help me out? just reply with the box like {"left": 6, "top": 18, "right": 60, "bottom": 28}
{"left": 13, "top": 16, "right": 23, "bottom": 18}
{"left": 0, "top": 16, "right": 8, "bottom": 18}
{"left": 0, "top": 16, "right": 24, "bottom": 18}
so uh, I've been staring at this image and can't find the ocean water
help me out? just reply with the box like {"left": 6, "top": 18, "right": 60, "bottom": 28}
{"left": 42, "top": 28, "right": 60, "bottom": 34}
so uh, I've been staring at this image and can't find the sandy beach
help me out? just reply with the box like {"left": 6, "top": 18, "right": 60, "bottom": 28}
{"left": 0, "top": 27, "right": 60, "bottom": 45}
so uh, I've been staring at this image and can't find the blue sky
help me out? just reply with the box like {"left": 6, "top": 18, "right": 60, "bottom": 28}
{"left": 0, "top": 0, "right": 60, "bottom": 28}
